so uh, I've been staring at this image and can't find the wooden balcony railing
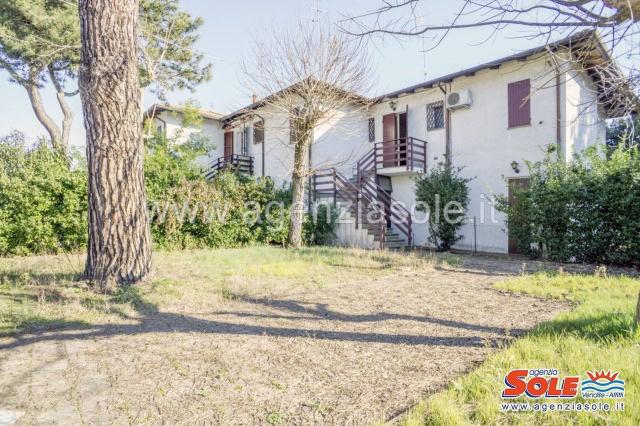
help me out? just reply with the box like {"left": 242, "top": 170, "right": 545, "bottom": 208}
{"left": 205, "top": 154, "right": 254, "bottom": 180}
{"left": 357, "top": 137, "right": 428, "bottom": 178}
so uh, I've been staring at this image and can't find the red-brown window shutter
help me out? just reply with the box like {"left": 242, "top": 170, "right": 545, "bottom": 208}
{"left": 508, "top": 79, "right": 531, "bottom": 128}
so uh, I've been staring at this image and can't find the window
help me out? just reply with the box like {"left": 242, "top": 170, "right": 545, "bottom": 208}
{"left": 508, "top": 79, "right": 531, "bottom": 128}
{"left": 368, "top": 117, "right": 375, "bottom": 142}
{"left": 253, "top": 121, "right": 264, "bottom": 144}
{"left": 241, "top": 127, "right": 250, "bottom": 155}
{"left": 427, "top": 101, "right": 444, "bottom": 130}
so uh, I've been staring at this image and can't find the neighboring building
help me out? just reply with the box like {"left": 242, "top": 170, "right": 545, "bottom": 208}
{"left": 153, "top": 31, "right": 627, "bottom": 254}
{"left": 144, "top": 103, "right": 226, "bottom": 170}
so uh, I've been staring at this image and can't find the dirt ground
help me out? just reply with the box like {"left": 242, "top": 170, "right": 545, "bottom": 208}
{"left": 0, "top": 255, "right": 567, "bottom": 425}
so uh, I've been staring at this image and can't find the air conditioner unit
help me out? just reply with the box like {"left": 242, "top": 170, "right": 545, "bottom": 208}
{"left": 446, "top": 89, "right": 472, "bottom": 110}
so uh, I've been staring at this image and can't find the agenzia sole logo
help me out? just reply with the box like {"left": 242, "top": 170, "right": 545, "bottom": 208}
{"left": 500, "top": 369, "right": 625, "bottom": 413}
{"left": 502, "top": 369, "right": 625, "bottom": 399}
{"left": 581, "top": 370, "right": 625, "bottom": 399}
{"left": 502, "top": 369, "right": 579, "bottom": 398}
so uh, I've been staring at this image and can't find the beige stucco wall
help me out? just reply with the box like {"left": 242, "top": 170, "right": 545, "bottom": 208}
{"left": 368, "top": 54, "right": 606, "bottom": 253}
{"left": 226, "top": 102, "right": 369, "bottom": 185}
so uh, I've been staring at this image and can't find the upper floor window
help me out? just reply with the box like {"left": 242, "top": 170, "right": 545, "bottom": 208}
{"left": 368, "top": 118, "right": 375, "bottom": 142}
{"left": 427, "top": 101, "right": 444, "bottom": 130}
{"left": 253, "top": 121, "right": 264, "bottom": 144}
{"left": 508, "top": 79, "right": 531, "bottom": 128}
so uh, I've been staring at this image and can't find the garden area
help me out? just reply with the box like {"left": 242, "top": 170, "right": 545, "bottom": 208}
{"left": 1, "top": 247, "right": 638, "bottom": 424}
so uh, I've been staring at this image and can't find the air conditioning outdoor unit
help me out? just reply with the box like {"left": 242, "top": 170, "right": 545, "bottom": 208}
{"left": 446, "top": 89, "right": 473, "bottom": 110}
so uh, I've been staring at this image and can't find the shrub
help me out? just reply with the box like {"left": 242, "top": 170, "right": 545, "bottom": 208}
{"left": 0, "top": 132, "right": 88, "bottom": 255}
{"left": 143, "top": 113, "right": 292, "bottom": 249}
{"left": 144, "top": 125, "right": 214, "bottom": 201}
{"left": 0, "top": 122, "right": 331, "bottom": 256}
{"left": 414, "top": 165, "right": 471, "bottom": 251}
{"left": 149, "top": 172, "right": 291, "bottom": 250}
{"left": 304, "top": 203, "right": 338, "bottom": 246}
{"left": 497, "top": 144, "right": 640, "bottom": 267}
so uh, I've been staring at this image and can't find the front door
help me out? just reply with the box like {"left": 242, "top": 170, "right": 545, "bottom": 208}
{"left": 508, "top": 178, "right": 530, "bottom": 255}
{"left": 382, "top": 113, "right": 397, "bottom": 167}
{"left": 224, "top": 131, "right": 234, "bottom": 158}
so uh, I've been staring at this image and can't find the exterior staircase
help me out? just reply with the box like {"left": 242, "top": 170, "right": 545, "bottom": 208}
{"left": 312, "top": 137, "right": 427, "bottom": 250}
{"left": 312, "top": 169, "right": 412, "bottom": 250}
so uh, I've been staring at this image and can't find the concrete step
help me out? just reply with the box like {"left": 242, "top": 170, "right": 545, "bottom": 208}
{"left": 384, "top": 241, "right": 407, "bottom": 249}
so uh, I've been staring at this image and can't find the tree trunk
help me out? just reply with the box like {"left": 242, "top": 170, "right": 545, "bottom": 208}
{"left": 78, "top": 0, "right": 152, "bottom": 291}
{"left": 25, "top": 68, "right": 64, "bottom": 151}
{"left": 49, "top": 67, "right": 75, "bottom": 150}
{"left": 288, "top": 124, "right": 312, "bottom": 248}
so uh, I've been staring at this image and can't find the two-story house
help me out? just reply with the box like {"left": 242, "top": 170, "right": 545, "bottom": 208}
{"left": 146, "top": 31, "right": 625, "bottom": 254}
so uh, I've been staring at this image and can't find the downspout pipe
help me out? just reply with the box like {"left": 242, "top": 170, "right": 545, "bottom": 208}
{"left": 438, "top": 83, "right": 452, "bottom": 167}
{"left": 555, "top": 67, "right": 563, "bottom": 158}
{"left": 252, "top": 112, "right": 266, "bottom": 177}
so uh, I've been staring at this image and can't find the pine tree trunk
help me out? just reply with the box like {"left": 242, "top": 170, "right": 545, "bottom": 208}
{"left": 25, "top": 68, "right": 64, "bottom": 151}
{"left": 78, "top": 0, "right": 152, "bottom": 291}
{"left": 288, "top": 126, "right": 311, "bottom": 249}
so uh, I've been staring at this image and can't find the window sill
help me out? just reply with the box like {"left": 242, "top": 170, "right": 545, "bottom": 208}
{"left": 507, "top": 123, "right": 532, "bottom": 130}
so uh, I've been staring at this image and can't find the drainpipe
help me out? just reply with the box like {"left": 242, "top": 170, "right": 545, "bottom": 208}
{"left": 555, "top": 67, "right": 563, "bottom": 159}
{"left": 252, "top": 112, "right": 266, "bottom": 177}
{"left": 438, "top": 83, "right": 452, "bottom": 167}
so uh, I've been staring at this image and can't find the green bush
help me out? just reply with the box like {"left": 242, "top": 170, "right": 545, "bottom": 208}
{"left": 304, "top": 203, "right": 338, "bottom": 246}
{"left": 0, "top": 120, "right": 333, "bottom": 256}
{"left": 143, "top": 116, "right": 292, "bottom": 250}
{"left": 149, "top": 172, "right": 291, "bottom": 249}
{"left": 0, "top": 132, "right": 88, "bottom": 255}
{"left": 414, "top": 165, "right": 471, "bottom": 251}
{"left": 497, "top": 145, "right": 640, "bottom": 267}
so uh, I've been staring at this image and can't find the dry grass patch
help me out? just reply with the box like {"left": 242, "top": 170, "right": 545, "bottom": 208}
{"left": 0, "top": 246, "right": 450, "bottom": 336}
{"left": 0, "top": 247, "right": 563, "bottom": 425}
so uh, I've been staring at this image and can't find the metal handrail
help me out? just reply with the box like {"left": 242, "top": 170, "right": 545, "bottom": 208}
{"left": 359, "top": 177, "right": 413, "bottom": 246}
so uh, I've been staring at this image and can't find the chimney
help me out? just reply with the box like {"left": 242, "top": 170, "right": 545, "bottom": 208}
{"left": 252, "top": 93, "right": 258, "bottom": 104}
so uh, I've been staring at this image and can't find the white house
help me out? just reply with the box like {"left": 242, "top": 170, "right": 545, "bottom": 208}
{"left": 143, "top": 103, "right": 226, "bottom": 170}
{"left": 146, "top": 31, "right": 625, "bottom": 254}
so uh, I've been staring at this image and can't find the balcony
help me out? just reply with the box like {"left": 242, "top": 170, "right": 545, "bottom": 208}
{"left": 205, "top": 154, "right": 254, "bottom": 180}
{"left": 357, "top": 137, "right": 427, "bottom": 178}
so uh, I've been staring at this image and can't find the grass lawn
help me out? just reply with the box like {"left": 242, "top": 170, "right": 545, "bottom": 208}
{"left": 402, "top": 272, "right": 640, "bottom": 426}
{"left": 1, "top": 246, "right": 638, "bottom": 424}
{"left": 0, "top": 246, "right": 449, "bottom": 337}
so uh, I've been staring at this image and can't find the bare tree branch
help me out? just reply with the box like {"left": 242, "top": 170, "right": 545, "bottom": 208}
{"left": 240, "top": 21, "right": 374, "bottom": 247}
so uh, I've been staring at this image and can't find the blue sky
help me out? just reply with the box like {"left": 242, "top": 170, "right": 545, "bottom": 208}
{"left": 0, "top": 0, "right": 612, "bottom": 149}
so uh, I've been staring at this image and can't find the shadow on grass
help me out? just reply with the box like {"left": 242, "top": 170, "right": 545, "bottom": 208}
{"left": 0, "top": 309, "right": 513, "bottom": 351}
{"left": 0, "top": 270, "right": 158, "bottom": 337}
{"left": 0, "top": 271, "right": 515, "bottom": 350}
{"left": 532, "top": 311, "right": 637, "bottom": 342}
{"left": 215, "top": 296, "right": 528, "bottom": 337}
